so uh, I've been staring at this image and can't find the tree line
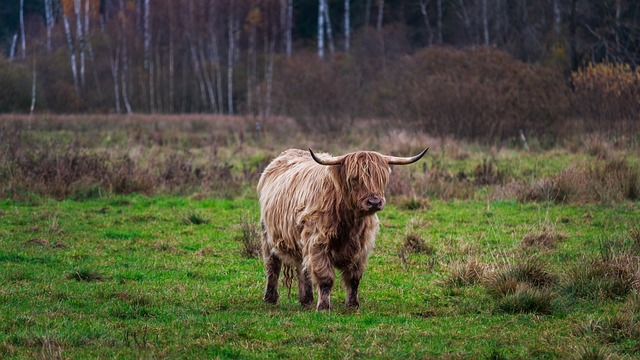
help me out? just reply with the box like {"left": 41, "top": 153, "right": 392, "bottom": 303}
{"left": 1, "top": 0, "right": 639, "bottom": 117}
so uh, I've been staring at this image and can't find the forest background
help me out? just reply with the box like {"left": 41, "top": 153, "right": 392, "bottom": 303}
{"left": 1, "top": 0, "right": 639, "bottom": 141}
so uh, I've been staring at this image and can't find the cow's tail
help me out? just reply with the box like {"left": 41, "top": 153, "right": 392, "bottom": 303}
{"left": 282, "top": 264, "right": 295, "bottom": 298}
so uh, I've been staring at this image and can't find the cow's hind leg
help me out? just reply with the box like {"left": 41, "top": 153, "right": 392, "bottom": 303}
{"left": 262, "top": 223, "right": 281, "bottom": 304}
{"left": 263, "top": 251, "right": 282, "bottom": 303}
{"left": 297, "top": 267, "right": 314, "bottom": 307}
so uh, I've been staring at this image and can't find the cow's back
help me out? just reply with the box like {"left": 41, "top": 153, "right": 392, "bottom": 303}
{"left": 258, "top": 149, "right": 335, "bottom": 261}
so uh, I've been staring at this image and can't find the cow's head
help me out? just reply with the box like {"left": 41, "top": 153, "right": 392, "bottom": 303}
{"left": 309, "top": 148, "right": 429, "bottom": 215}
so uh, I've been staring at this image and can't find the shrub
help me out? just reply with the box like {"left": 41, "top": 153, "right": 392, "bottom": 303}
{"left": 237, "top": 213, "right": 261, "bottom": 259}
{"left": 0, "top": 59, "right": 32, "bottom": 113}
{"left": 572, "top": 63, "right": 640, "bottom": 126}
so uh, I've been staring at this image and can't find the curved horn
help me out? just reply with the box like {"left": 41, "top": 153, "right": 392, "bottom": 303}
{"left": 384, "top": 147, "right": 429, "bottom": 165}
{"left": 309, "top": 148, "right": 345, "bottom": 166}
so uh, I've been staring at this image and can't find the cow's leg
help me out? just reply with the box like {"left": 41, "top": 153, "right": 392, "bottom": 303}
{"left": 309, "top": 245, "right": 334, "bottom": 311}
{"left": 342, "top": 268, "right": 363, "bottom": 309}
{"left": 297, "top": 266, "right": 314, "bottom": 307}
{"left": 262, "top": 223, "right": 281, "bottom": 304}
{"left": 263, "top": 251, "right": 281, "bottom": 303}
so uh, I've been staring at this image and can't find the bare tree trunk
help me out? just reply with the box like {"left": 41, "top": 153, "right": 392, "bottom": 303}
{"left": 20, "top": 0, "right": 26, "bottom": 59}
{"left": 84, "top": 0, "right": 102, "bottom": 97}
{"left": 553, "top": 0, "right": 561, "bottom": 36}
{"left": 227, "top": 3, "right": 236, "bottom": 114}
{"left": 9, "top": 34, "right": 18, "bottom": 62}
{"left": 457, "top": 0, "right": 472, "bottom": 43}
{"left": 482, "top": 0, "right": 489, "bottom": 45}
{"left": 265, "top": 27, "right": 276, "bottom": 122}
{"left": 419, "top": 0, "right": 434, "bottom": 45}
{"left": 190, "top": 39, "right": 208, "bottom": 110}
{"left": 62, "top": 12, "right": 80, "bottom": 93}
{"left": 615, "top": 0, "right": 621, "bottom": 49}
{"left": 344, "top": 0, "right": 350, "bottom": 51}
{"left": 169, "top": 10, "right": 175, "bottom": 113}
{"left": 74, "top": 0, "right": 85, "bottom": 88}
{"left": 247, "top": 23, "right": 256, "bottom": 114}
{"left": 30, "top": 58, "right": 37, "bottom": 115}
{"left": 318, "top": 0, "right": 325, "bottom": 58}
{"left": 109, "top": 47, "right": 122, "bottom": 113}
{"left": 286, "top": 0, "right": 293, "bottom": 57}
{"left": 199, "top": 39, "right": 217, "bottom": 112}
{"left": 365, "top": 0, "right": 371, "bottom": 27}
{"left": 153, "top": 41, "right": 162, "bottom": 112}
{"left": 376, "top": 0, "right": 384, "bottom": 32}
{"left": 437, "top": 0, "right": 443, "bottom": 44}
{"left": 324, "top": 1, "right": 335, "bottom": 56}
{"left": 143, "top": 0, "right": 153, "bottom": 112}
{"left": 44, "top": 0, "right": 54, "bottom": 52}
{"left": 121, "top": 36, "right": 133, "bottom": 114}
{"left": 211, "top": 30, "right": 224, "bottom": 114}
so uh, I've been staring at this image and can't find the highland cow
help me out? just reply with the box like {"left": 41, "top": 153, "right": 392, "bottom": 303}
{"left": 257, "top": 147, "right": 428, "bottom": 310}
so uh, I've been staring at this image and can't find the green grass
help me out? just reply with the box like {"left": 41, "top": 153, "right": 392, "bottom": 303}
{"left": 1, "top": 195, "right": 639, "bottom": 358}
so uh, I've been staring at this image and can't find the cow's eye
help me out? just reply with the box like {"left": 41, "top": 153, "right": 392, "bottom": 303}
{"left": 350, "top": 177, "right": 359, "bottom": 186}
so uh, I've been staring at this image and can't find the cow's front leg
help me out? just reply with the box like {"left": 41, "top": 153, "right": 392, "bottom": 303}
{"left": 309, "top": 244, "right": 334, "bottom": 311}
{"left": 342, "top": 269, "right": 363, "bottom": 309}
{"left": 298, "top": 267, "right": 314, "bottom": 307}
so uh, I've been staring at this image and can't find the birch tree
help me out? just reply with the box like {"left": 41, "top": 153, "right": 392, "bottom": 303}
{"left": 20, "top": 0, "right": 26, "bottom": 59}
{"left": 482, "top": 0, "right": 489, "bottom": 45}
{"left": 74, "top": 0, "right": 85, "bottom": 87}
{"left": 286, "top": 0, "right": 293, "bottom": 56}
{"left": 143, "top": 0, "right": 154, "bottom": 112}
{"left": 44, "top": 0, "right": 54, "bottom": 52}
{"left": 109, "top": 47, "right": 122, "bottom": 113}
{"left": 9, "top": 34, "right": 18, "bottom": 62}
{"left": 318, "top": 0, "right": 325, "bottom": 58}
{"left": 376, "top": 0, "right": 384, "bottom": 32}
{"left": 344, "top": 0, "right": 350, "bottom": 51}
{"left": 419, "top": 0, "right": 434, "bottom": 45}
{"left": 324, "top": 0, "right": 335, "bottom": 56}
{"left": 208, "top": 2, "right": 223, "bottom": 114}
{"left": 227, "top": 1, "right": 237, "bottom": 114}
{"left": 62, "top": 10, "right": 80, "bottom": 93}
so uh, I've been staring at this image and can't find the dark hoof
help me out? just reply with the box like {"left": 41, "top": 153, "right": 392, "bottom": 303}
{"left": 300, "top": 294, "right": 314, "bottom": 307}
{"left": 264, "top": 291, "right": 279, "bottom": 304}
{"left": 346, "top": 300, "right": 360, "bottom": 309}
{"left": 316, "top": 301, "right": 331, "bottom": 311}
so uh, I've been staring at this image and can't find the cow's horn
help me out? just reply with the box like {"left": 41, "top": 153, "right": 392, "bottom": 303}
{"left": 384, "top": 147, "right": 429, "bottom": 165}
{"left": 309, "top": 148, "right": 345, "bottom": 166}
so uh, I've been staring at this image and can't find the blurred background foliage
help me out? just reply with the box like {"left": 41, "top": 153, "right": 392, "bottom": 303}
{"left": 0, "top": 0, "right": 639, "bottom": 141}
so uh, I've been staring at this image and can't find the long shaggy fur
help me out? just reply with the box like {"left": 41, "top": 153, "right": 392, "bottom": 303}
{"left": 258, "top": 149, "right": 393, "bottom": 310}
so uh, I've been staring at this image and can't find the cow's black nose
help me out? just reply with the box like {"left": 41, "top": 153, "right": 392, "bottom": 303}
{"left": 367, "top": 199, "right": 382, "bottom": 208}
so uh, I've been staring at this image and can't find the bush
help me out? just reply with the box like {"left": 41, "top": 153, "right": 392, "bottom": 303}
{"left": 0, "top": 58, "right": 32, "bottom": 113}
{"left": 572, "top": 63, "right": 640, "bottom": 127}
{"left": 369, "top": 47, "right": 573, "bottom": 141}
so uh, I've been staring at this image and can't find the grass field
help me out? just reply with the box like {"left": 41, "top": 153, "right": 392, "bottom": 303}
{"left": 1, "top": 115, "right": 640, "bottom": 358}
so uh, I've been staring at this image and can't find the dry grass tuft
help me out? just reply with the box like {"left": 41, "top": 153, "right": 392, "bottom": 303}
{"left": 483, "top": 255, "right": 557, "bottom": 314}
{"left": 401, "top": 233, "right": 434, "bottom": 255}
{"left": 237, "top": 213, "right": 261, "bottom": 259}
{"left": 442, "top": 259, "right": 487, "bottom": 287}
{"left": 66, "top": 268, "right": 105, "bottom": 282}
{"left": 522, "top": 223, "right": 566, "bottom": 249}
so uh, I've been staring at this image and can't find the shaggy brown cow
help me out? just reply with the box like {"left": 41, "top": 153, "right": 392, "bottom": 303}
{"left": 257, "top": 147, "right": 428, "bottom": 310}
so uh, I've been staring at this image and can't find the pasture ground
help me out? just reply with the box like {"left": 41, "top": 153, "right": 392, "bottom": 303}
{"left": 1, "top": 115, "right": 640, "bottom": 358}
{"left": 1, "top": 196, "right": 639, "bottom": 358}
